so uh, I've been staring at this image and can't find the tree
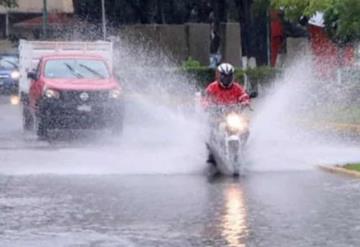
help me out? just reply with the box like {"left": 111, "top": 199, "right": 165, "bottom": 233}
{"left": 252, "top": 0, "right": 271, "bottom": 65}
{"left": 272, "top": 0, "right": 360, "bottom": 44}
{"left": 324, "top": 0, "right": 360, "bottom": 44}
{"left": 0, "top": 0, "right": 17, "bottom": 7}
{"left": 234, "top": 0, "right": 254, "bottom": 58}
{"left": 272, "top": 0, "right": 331, "bottom": 21}
{"left": 124, "top": 0, "right": 152, "bottom": 24}
{"left": 73, "top": 0, "right": 194, "bottom": 24}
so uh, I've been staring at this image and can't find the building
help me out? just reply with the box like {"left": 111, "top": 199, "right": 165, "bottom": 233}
{"left": 0, "top": 0, "right": 74, "bottom": 39}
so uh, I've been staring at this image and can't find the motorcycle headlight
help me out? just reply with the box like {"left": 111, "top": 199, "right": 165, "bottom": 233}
{"left": 11, "top": 70, "right": 21, "bottom": 80}
{"left": 109, "top": 89, "right": 121, "bottom": 99}
{"left": 226, "top": 113, "right": 247, "bottom": 132}
{"left": 44, "top": 89, "right": 60, "bottom": 99}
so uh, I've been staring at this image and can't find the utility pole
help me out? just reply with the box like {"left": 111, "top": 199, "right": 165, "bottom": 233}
{"left": 42, "top": 0, "right": 48, "bottom": 39}
{"left": 5, "top": 13, "right": 9, "bottom": 37}
{"left": 101, "top": 0, "right": 107, "bottom": 40}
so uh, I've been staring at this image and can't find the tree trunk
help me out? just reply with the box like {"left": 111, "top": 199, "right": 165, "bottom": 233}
{"left": 217, "top": 0, "right": 227, "bottom": 23}
{"left": 125, "top": 0, "right": 151, "bottom": 24}
{"left": 155, "top": 0, "right": 164, "bottom": 24}
{"left": 234, "top": 0, "right": 253, "bottom": 58}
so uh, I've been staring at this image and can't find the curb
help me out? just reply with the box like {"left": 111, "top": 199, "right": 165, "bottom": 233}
{"left": 318, "top": 123, "right": 360, "bottom": 134}
{"left": 318, "top": 165, "right": 360, "bottom": 178}
{"left": 296, "top": 120, "right": 360, "bottom": 135}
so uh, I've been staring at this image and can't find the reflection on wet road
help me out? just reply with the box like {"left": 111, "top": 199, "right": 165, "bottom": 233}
{"left": 1, "top": 172, "right": 360, "bottom": 246}
{"left": 221, "top": 185, "right": 247, "bottom": 247}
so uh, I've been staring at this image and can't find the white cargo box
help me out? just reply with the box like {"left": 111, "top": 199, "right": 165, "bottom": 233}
{"left": 18, "top": 40, "right": 113, "bottom": 94}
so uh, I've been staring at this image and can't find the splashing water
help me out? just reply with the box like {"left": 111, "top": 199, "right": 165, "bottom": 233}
{"left": 4, "top": 26, "right": 360, "bottom": 176}
{"left": 0, "top": 34, "right": 208, "bottom": 175}
{"left": 109, "top": 37, "right": 208, "bottom": 175}
{"left": 248, "top": 55, "right": 360, "bottom": 171}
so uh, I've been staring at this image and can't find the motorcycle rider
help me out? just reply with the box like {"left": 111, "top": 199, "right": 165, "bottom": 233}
{"left": 203, "top": 63, "right": 250, "bottom": 108}
{"left": 203, "top": 63, "right": 251, "bottom": 165}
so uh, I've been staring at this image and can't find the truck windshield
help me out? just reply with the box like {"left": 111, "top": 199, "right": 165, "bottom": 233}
{"left": 44, "top": 59, "right": 110, "bottom": 79}
{"left": 0, "top": 56, "right": 18, "bottom": 69}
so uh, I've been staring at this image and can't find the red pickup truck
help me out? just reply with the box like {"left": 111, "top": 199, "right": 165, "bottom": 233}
{"left": 22, "top": 54, "right": 124, "bottom": 139}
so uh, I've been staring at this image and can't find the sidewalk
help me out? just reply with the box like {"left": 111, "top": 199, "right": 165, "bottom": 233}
{"left": 296, "top": 120, "right": 360, "bottom": 136}
{"left": 309, "top": 121, "right": 360, "bottom": 178}
{"left": 318, "top": 164, "right": 360, "bottom": 178}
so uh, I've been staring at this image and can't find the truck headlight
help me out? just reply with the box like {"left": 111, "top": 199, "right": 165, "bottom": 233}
{"left": 226, "top": 113, "right": 247, "bottom": 132}
{"left": 11, "top": 70, "right": 21, "bottom": 80}
{"left": 10, "top": 95, "right": 20, "bottom": 105}
{"left": 44, "top": 89, "right": 60, "bottom": 99}
{"left": 109, "top": 89, "right": 121, "bottom": 99}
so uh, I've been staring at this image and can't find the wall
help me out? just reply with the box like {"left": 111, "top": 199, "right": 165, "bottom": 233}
{"left": 0, "top": 0, "right": 74, "bottom": 14}
{"left": 116, "top": 23, "right": 241, "bottom": 66}
{"left": 222, "top": 22, "right": 241, "bottom": 66}
{"left": 187, "top": 23, "right": 210, "bottom": 65}
{"left": 0, "top": 39, "right": 16, "bottom": 53}
{"left": 0, "top": 22, "right": 242, "bottom": 66}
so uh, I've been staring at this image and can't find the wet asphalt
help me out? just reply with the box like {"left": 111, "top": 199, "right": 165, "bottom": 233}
{"left": 0, "top": 97, "right": 359, "bottom": 247}
{"left": 1, "top": 172, "right": 360, "bottom": 247}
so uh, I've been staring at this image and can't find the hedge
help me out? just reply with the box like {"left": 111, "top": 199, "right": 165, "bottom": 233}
{"left": 182, "top": 66, "right": 279, "bottom": 89}
{"left": 181, "top": 57, "right": 279, "bottom": 89}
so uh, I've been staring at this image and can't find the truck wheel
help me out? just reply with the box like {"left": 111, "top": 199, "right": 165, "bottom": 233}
{"left": 22, "top": 107, "right": 33, "bottom": 131}
{"left": 111, "top": 119, "right": 123, "bottom": 135}
{"left": 36, "top": 116, "right": 49, "bottom": 140}
{"left": 110, "top": 107, "right": 124, "bottom": 136}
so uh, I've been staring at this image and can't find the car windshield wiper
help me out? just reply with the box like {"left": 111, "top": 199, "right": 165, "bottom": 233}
{"left": 63, "top": 63, "right": 84, "bottom": 78}
{"left": 79, "top": 63, "right": 106, "bottom": 79}
{"left": 2, "top": 59, "right": 17, "bottom": 68}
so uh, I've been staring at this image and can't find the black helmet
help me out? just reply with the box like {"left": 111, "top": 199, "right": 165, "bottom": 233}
{"left": 217, "top": 63, "right": 235, "bottom": 88}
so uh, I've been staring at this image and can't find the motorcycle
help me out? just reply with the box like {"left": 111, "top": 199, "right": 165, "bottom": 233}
{"left": 206, "top": 104, "right": 251, "bottom": 176}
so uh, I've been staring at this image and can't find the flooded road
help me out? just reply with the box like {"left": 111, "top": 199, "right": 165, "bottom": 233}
{"left": 1, "top": 172, "right": 360, "bottom": 246}
{"left": 0, "top": 98, "right": 360, "bottom": 246}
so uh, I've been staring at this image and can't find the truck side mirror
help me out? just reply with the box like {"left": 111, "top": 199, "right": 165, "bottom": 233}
{"left": 249, "top": 91, "right": 258, "bottom": 98}
{"left": 27, "top": 71, "right": 37, "bottom": 80}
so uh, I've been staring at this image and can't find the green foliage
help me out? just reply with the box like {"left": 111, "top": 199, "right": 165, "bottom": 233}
{"left": 184, "top": 67, "right": 215, "bottom": 89}
{"left": 272, "top": 0, "right": 360, "bottom": 43}
{"left": 182, "top": 57, "right": 202, "bottom": 69}
{"left": 0, "top": 0, "right": 17, "bottom": 7}
{"left": 253, "top": 0, "right": 271, "bottom": 17}
{"left": 324, "top": 0, "right": 360, "bottom": 44}
{"left": 246, "top": 66, "right": 279, "bottom": 84}
{"left": 183, "top": 64, "right": 278, "bottom": 89}
{"left": 271, "top": 0, "right": 331, "bottom": 21}
{"left": 344, "top": 164, "right": 360, "bottom": 172}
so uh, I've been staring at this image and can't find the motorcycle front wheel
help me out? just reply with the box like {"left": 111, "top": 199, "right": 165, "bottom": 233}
{"left": 228, "top": 140, "right": 241, "bottom": 176}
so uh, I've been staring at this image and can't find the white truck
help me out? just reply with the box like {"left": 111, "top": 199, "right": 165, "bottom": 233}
{"left": 18, "top": 40, "right": 114, "bottom": 97}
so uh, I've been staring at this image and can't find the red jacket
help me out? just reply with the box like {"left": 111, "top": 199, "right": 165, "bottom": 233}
{"left": 203, "top": 81, "right": 250, "bottom": 107}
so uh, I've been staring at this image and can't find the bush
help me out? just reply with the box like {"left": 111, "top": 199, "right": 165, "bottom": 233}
{"left": 184, "top": 67, "right": 215, "bottom": 89}
{"left": 181, "top": 57, "right": 280, "bottom": 90}
{"left": 246, "top": 66, "right": 279, "bottom": 85}
{"left": 182, "top": 57, "right": 202, "bottom": 69}
{"left": 183, "top": 65, "right": 278, "bottom": 89}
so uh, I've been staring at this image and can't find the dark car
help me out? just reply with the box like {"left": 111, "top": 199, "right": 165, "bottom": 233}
{"left": 0, "top": 54, "right": 20, "bottom": 94}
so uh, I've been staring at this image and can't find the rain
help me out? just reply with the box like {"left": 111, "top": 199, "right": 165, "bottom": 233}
{"left": 1, "top": 0, "right": 360, "bottom": 246}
